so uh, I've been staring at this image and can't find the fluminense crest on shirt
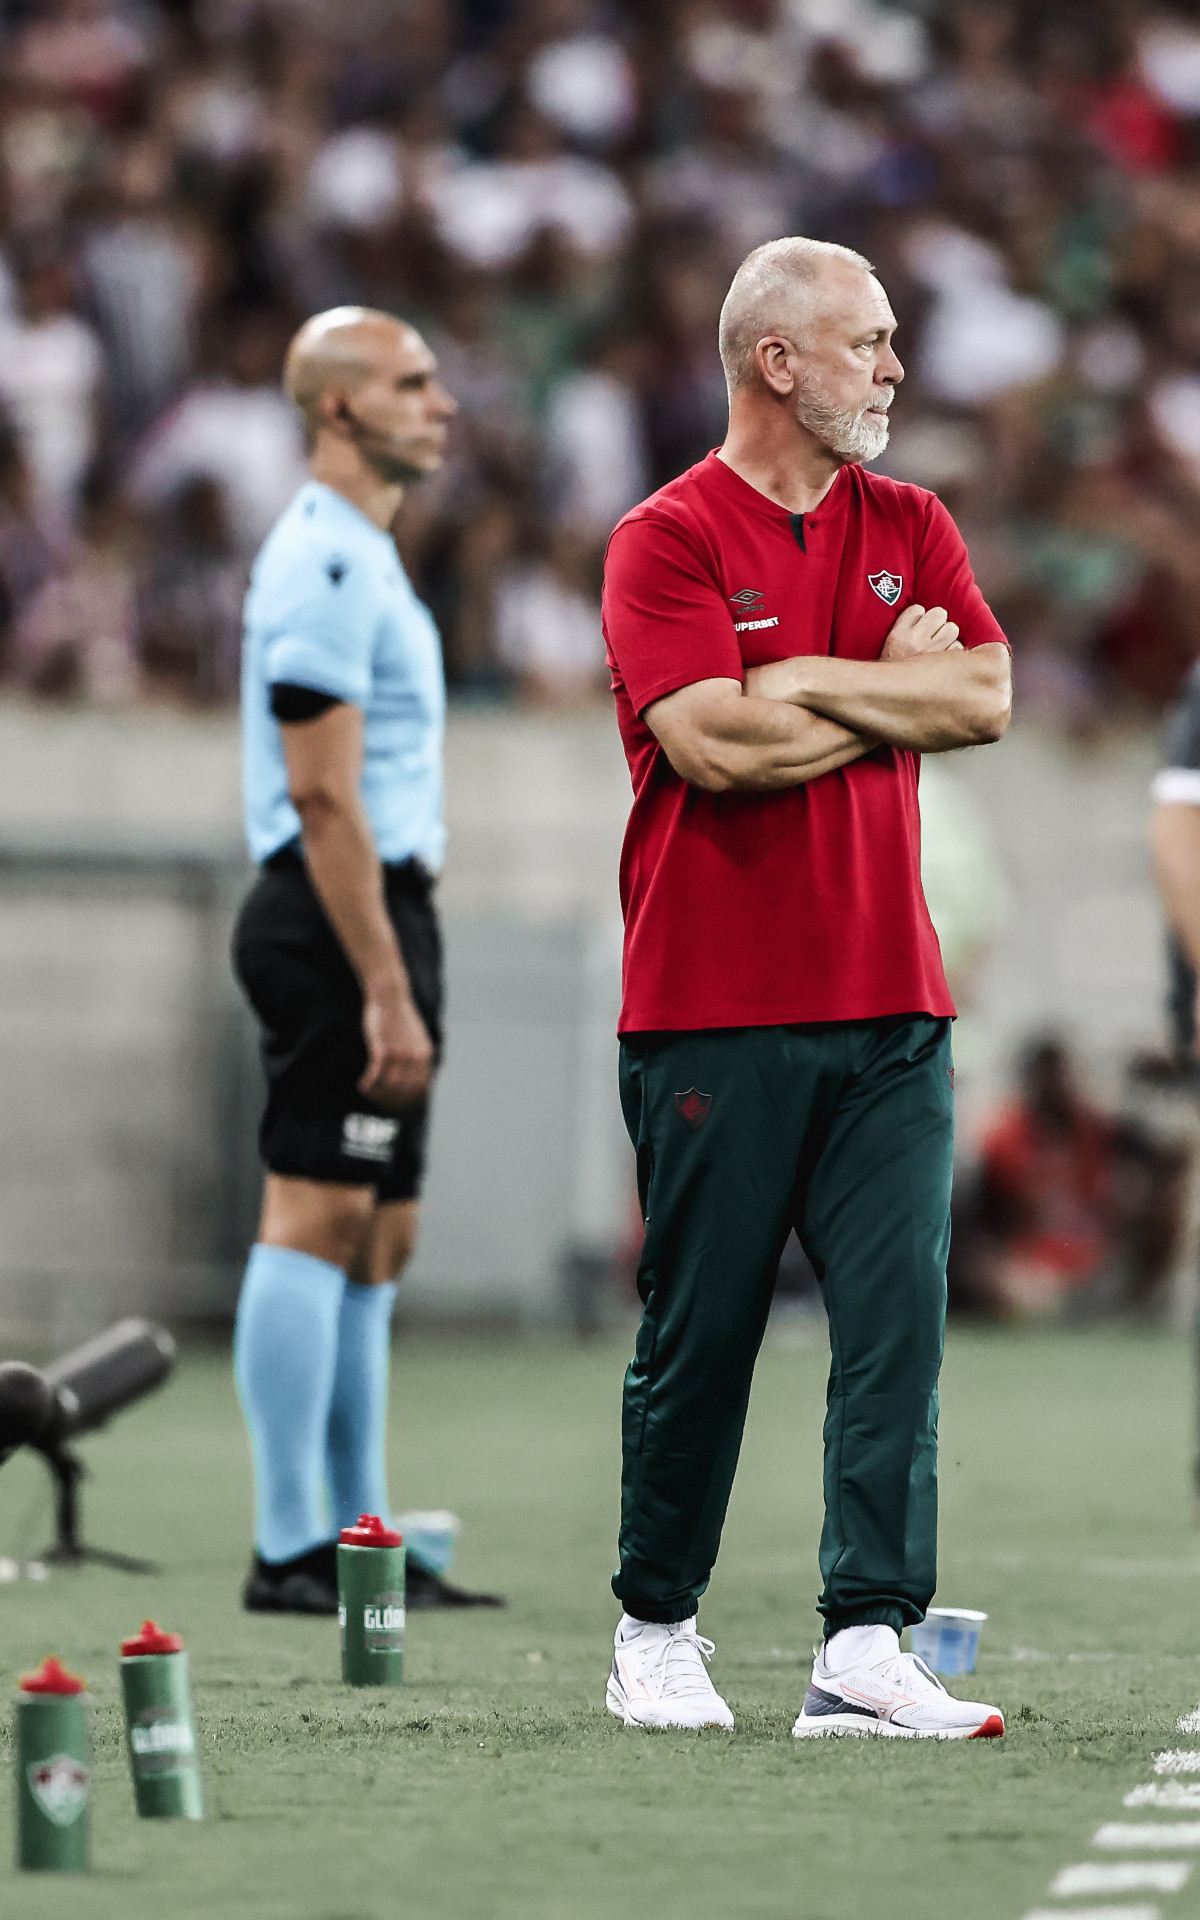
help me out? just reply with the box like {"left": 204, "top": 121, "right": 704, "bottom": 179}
{"left": 675, "top": 1088, "right": 712, "bottom": 1128}
{"left": 868, "top": 570, "right": 903, "bottom": 605}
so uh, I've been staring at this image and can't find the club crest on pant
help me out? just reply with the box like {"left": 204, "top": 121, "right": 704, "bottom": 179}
{"left": 868, "top": 570, "right": 903, "bottom": 605}
{"left": 675, "top": 1088, "right": 712, "bottom": 1128}
{"left": 27, "top": 1754, "right": 89, "bottom": 1826}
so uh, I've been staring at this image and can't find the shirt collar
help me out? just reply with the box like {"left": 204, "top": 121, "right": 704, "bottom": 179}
{"left": 702, "top": 448, "right": 848, "bottom": 523}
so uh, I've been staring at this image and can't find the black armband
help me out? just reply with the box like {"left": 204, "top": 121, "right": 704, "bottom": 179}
{"left": 270, "top": 683, "right": 345, "bottom": 723}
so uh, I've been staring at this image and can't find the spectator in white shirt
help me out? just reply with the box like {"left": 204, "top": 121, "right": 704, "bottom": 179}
{"left": 129, "top": 307, "right": 307, "bottom": 556}
{"left": 543, "top": 331, "right": 649, "bottom": 543}
{"left": 0, "top": 243, "right": 105, "bottom": 529}
{"left": 493, "top": 529, "right": 607, "bottom": 706}
{"left": 427, "top": 100, "right": 632, "bottom": 272}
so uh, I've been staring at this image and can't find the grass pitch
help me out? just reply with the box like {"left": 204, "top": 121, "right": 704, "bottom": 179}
{"left": 0, "top": 1322, "right": 1196, "bottom": 1920}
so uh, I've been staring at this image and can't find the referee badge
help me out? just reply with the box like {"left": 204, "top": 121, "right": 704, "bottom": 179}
{"left": 868, "top": 570, "right": 903, "bottom": 606}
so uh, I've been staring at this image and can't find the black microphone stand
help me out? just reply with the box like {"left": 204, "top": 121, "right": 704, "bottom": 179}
{"left": 0, "top": 1319, "right": 178, "bottom": 1573}
{"left": 35, "top": 1439, "right": 157, "bottom": 1573}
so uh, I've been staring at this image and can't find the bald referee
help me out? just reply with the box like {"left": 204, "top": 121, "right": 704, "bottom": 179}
{"left": 232, "top": 307, "right": 500, "bottom": 1614}
{"left": 602, "top": 239, "right": 1010, "bottom": 1736}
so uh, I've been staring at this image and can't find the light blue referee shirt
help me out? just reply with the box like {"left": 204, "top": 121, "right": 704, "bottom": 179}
{"left": 241, "top": 480, "right": 446, "bottom": 869}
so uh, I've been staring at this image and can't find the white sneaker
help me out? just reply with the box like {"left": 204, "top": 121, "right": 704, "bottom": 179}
{"left": 792, "top": 1628, "right": 1004, "bottom": 1740}
{"left": 606, "top": 1616, "right": 735, "bottom": 1730}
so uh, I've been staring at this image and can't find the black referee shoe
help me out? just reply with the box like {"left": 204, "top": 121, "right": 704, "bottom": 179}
{"left": 405, "top": 1555, "right": 505, "bottom": 1610}
{"left": 242, "top": 1542, "right": 339, "bottom": 1615}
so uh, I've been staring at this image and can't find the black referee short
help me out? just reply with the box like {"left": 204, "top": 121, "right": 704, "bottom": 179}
{"left": 233, "top": 843, "right": 442, "bottom": 1203}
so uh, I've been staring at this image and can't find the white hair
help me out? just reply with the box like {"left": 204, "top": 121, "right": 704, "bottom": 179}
{"left": 718, "top": 237, "right": 875, "bottom": 392}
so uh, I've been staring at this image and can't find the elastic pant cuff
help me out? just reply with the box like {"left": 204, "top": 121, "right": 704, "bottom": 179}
{"left": 822, "top": 1606, "right": 908, "bottom": 1640}
{"left": 611, "top": 1581, "right": 698, "bottom": 1626}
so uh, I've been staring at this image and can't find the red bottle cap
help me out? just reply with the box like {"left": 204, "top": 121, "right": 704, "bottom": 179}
{"left": 19, "top": 1655, "right": 86, "bottom": 1695}
{"left": 339, "top": 1512, "right": 403, "bottom": 1548}
{"left": 120, "top": 1619, "right": 184, "bottom": 1657}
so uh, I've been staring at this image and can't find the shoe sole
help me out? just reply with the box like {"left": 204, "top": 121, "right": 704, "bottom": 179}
{"left": 605, "top": 1676, "right": 734, "bottom": 1731}
{"left": 242, "top": 1596, "right": 338, "bottom": 1616}
{"left": 792, "top": 1711, "right": 1004, "bottom": 1740}
{"left": 241, "top": 1580, "right": 338, "bottom": 1617}
{"left": 406, "top": 1584, "right": 506, "bottom": 1610}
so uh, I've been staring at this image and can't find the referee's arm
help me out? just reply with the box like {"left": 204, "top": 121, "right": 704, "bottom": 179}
{"left": 280, "top": 701, "right": 434, "bottom": 1109}
{"left": 1152, "top": 770, "right": 1200, "bottom": 1058}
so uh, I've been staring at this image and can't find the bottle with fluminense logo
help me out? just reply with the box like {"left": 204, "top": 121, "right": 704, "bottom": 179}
{"left": 15, "top": 1655, "right": 91, "bottom": 1871}
{"left": 118, "top": 1620, "right": 203, "bottom": 1820}
{"left": 338, "top": 1514, "right": 406, "bottom": 1686}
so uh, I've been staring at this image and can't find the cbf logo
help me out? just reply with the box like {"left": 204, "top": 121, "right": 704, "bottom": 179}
{"left": 27, "top": 1753, "right": 89, "bottom": 1826}
{"left": 341, "top": 1112, "right": 399, "bottom": 1163}
{"left": 868, "top": 570, "right": 903, "bottom": 606}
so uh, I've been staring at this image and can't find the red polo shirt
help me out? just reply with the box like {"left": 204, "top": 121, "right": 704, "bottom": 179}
{"left": 602, "top": 450, "right": 1007, "bottom": 1033}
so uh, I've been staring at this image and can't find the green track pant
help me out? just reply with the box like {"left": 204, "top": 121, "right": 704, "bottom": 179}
{"left": 613, "top": 1015, "right": 954, "bottom": 1636}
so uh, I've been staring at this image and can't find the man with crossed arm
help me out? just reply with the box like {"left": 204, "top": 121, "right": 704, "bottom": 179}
{"left": 601, "top": 238, "right": 1011, "bottom": 1736}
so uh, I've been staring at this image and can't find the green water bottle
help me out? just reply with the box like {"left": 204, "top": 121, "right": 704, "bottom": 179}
{"left": 338, "top": 1514, "right": 405, "bottom": 1686}
{"left": 14, "top": 1656, "right": 90, "bottom": 1872}
{"left": 119, "top": 1620, "right": 203, "bottom": 1820}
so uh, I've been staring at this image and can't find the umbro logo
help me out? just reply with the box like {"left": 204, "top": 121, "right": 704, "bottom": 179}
{"left": 326, "top": 556, "right": 350, "bottom": 586}
{"left": 729, "top": 587, "right": 764, "bottom": 610}
{"left": 868, "top": 570, "right": 903, "bottom": 605}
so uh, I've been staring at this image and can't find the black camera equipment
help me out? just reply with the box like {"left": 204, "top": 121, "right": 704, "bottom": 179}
{"left": 0, "top": 1318, "right": 176, "bottom": 1572}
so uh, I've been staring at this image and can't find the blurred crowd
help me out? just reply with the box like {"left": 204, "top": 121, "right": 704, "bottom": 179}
{"left": 948, "top": 1036, "right": 1191, "bottom": 1318}
{"left": 5, "top": 0, "right": 1200, "bottom": 707}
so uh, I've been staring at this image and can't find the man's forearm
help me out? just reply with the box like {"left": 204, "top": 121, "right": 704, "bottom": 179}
{"left": 655, "top": 694, "right": 877, "bottom": 792}
{"left": 296, "top": 795, "right": 411, "bottom": 998}
{"left": 749, "top": 644, "right": 1011, "bottom": 751}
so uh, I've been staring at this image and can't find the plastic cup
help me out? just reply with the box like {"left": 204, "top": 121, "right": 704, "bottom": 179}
{"left": 394, "top": 1510, "right": 459, "bottom": 1576}
{"left": 909, "top": 1608, "right": 987, "bottom": 1676}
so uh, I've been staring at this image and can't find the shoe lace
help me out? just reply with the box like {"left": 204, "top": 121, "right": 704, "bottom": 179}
{"left": 875, "top": 1650, "right": 947, "bottom": 1698}
{"left": 644, "top": 1625, "right": 718, "bottom": 1698}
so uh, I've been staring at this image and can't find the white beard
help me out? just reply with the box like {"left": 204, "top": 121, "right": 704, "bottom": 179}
{"left": 794, "top": 386, "right": 891, "bottom": 462}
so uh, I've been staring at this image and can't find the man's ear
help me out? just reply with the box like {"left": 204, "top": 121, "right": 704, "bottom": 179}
{"left": 754, "top": 335, "right": 795, "bottom": 396}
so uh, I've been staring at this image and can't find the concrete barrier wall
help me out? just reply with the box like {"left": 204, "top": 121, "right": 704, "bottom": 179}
{"left": 0, "top": 699, "right": 1168, "bottom": 1334}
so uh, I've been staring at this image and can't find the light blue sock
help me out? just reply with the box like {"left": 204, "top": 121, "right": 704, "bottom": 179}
{"left": 233, "top": 1243, "right": 346, "bottom": 1563}
{"left": 326, "top": 1280, "right": 398, "bottom": 1534}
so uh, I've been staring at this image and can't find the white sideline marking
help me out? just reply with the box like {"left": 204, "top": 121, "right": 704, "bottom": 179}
{"left": 1052, "top": 1863, "right": 1192, "bottom": 1895}
{"left": 1023, "top": 1908, "right": 1160, "bottom": 1920}
{"left": 1095, "top": 1824, "right": 1200, "bottom": 1850}
{"left": 1177, "top": 1708, "right": 1200, "bottom": 1734}
{"left": 1125, "top": 1783, "right": 1200, "bottom": 1809}
{"left": 1154, "top": 1751, "right": 1200, "bottom": 1774}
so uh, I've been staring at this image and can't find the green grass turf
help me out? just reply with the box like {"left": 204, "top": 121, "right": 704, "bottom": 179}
{"left": 0, "top": 1323, "right": 1196, "bottom": 1919}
